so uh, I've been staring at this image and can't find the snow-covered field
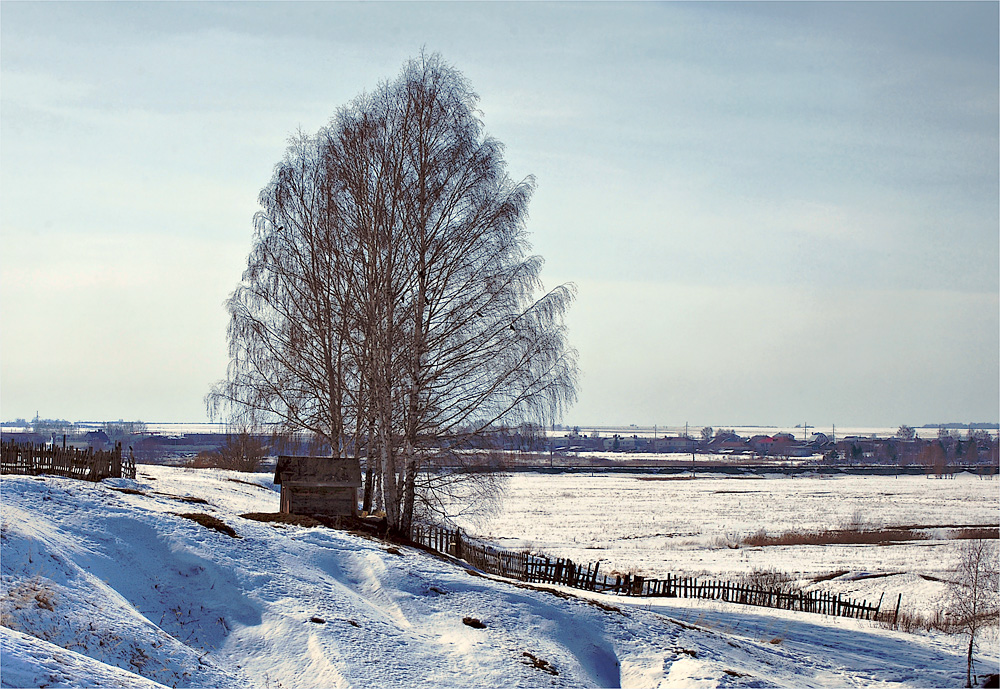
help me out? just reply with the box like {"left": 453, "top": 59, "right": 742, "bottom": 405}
{"left": 2, "top": 466, "right": 997, "bottom": 688}
{"left": 452, "top": 471, "right": 1000, "bottom": 616}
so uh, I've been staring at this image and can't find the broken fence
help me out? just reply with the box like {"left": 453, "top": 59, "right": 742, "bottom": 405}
{"left": 1, "top": 439, "right": 136, "bottom": 481}
{"left": 412, "top": 524, "right": 896, "bottom": 623}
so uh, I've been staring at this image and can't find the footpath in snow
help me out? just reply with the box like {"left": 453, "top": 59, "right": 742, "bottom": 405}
{"left": 1, "top": 466, "right": 995, "bottom": 688}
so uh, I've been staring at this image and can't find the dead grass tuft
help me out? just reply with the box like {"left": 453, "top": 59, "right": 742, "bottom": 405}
{"left": 156, "top": 492, "right": 210, "bottom": 505}
{"left": 177, "top": 513, "right": 239, "bottom": 538}
{"left": 109, "top": 487, "right": 146, "bottom": 496}
{"left": 521, "top": 651, "right": 558, "bottom": 675}
{"left": 0, "top": 576, "right": 57, "bottom": 628}
{"left": 226, "top": 477, "right": 268, "bottom": 488}
{"left": 241, "top": 512, "right": 323, "bottom": 528}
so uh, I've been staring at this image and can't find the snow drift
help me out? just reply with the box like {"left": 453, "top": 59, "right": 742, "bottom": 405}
{"left": 1, "top": 466, "right": 993, "bottom": 688}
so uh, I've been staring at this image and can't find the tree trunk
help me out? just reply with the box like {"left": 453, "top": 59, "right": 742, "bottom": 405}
{"left": 966, "top": 632, "right": 974, "bottom": 688}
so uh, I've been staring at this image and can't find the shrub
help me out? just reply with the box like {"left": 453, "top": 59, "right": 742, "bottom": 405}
{"left": 187, "top": 430, "right": 268, "bottom": 472}
{"left": 738, "top": 567, "right": 799, "bottom": 593}
{"left": 840, "top": 508, "right": 882, "bottom": 532}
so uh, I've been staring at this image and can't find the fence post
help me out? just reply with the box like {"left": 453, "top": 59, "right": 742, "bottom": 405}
{"left": 892, "top": 593, "right": 902, "bottom": 627}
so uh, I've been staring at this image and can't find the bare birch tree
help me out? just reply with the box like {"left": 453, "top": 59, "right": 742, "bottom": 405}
{"left": 208, "top": 52, "right": 577, "bottom": 537}
{"left": 949, "top": 538, "right": 999, "bottom": 687}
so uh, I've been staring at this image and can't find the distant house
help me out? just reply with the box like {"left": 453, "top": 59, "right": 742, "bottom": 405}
{"left": 749, "top": 435, "right": 775, "bottom": 455}
{"left": 655, "top": 436, "right": 697, "bottom": 453}
{"left": 768, "top": 433, "right": 813, "bottom": 457}
{"left": 0, "top": 431, "right": 46, "bottom": 446}
{"left": 273, "top": 456, "right": 362, "bottom": 518}
{"left": 84, "top": 430, "right": 110, "bottom": 450}
{"left": 708, "top": 434, "right": 749, "bottom": 454}
{"left": 810, "top": 432, "right": 831, "bottom": 447}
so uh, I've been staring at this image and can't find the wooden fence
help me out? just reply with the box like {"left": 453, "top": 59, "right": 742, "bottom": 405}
{"left": 1, "top": 439, "right": 136, "bottom": 481}
{"left": 412, "top": 524, "right": 890, "bottom": 622}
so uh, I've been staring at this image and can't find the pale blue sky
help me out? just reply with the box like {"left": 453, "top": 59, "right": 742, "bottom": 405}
{"left": 2, "top": 2, "right": 997, "bottom": 427}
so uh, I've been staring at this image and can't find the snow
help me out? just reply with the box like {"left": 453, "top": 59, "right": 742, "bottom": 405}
{"left": 2, "top": 466, "right": 997, "bottom": 688}
{"left": 453, "top": 471, "right": 999, "bottom": 616}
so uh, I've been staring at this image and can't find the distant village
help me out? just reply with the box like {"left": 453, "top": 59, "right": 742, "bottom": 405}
{"left": 2, "top": 419, "right": 998, "bottom": 471}
{"left": 547, "top": 426, "right": 1000, "bottom": 469}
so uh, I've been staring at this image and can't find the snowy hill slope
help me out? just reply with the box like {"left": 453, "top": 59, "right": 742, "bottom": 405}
{"left": 1, "top": 466, "right": 994, "bottom": 688}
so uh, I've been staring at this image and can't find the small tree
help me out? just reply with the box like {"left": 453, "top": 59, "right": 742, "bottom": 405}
{"left": 918, "top": 442, "right": 948, "bottom": 478}
{"left": 102, "top": 419, "right": 148, "bottom": 446}
{"left": 700, "top": 426, "right": 713, "bottom": 444}
{"left": 191, "top": 429, "right": 268, "bottom": 472}
{"left": 965, "top": 440, "right": 979, "bottom": 465}
{"left": 949, "top": 538, "right": 999, "bottom": 687}
{"left": 895, "top": 424, "right": 916, "bottom": 441}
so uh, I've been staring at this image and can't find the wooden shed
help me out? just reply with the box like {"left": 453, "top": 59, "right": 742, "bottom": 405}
{"left": 273, "top": 456, "right": 362, "bottom": 517}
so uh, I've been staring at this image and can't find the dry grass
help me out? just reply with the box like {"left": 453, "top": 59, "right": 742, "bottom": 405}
{"left": 241, "top": 512, "right": 324, "bottom": 528}
{"left": 955, "top": 527, "right": 1000, "bottom": 540}
{"left": 226, "top": 477, "right": 268, "bottom": 488}
{"left": 521, "top": 651, "right": 559, "bottom": 675}
{"left": 741, "top": 526, "right": 927, "bottom": 547}
{"left": 1, "top": 577, "right": 56, "bottom": 612}
{"left": 177, "top": 513, "right": 239, "bottom": 538}
{"left": 109, "top": 487, "right": 146, "bottom": 496}
{"left": 874, "top": 607, "right": 954, "bottom": 633}
{"left": 0, "top": 577, "right": 57, "bottom": 629}
{"left": 738, "top": 567, "right": 799, "bottom": 592}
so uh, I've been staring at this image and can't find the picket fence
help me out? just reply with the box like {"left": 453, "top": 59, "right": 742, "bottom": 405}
{"left": 412, "top": 524, "right": 895, "bottom": 622}
{"left": 1, "top": 439, "right": 136, "bottom": 481}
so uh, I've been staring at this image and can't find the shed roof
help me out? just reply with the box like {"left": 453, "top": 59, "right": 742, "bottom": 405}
{"left": 273, "top": 456, "right": 362, "bottom": 488}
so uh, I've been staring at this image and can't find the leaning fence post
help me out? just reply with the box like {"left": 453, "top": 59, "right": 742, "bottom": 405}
{"left": 892, "top": 593, "right": 902, "bottom": 627}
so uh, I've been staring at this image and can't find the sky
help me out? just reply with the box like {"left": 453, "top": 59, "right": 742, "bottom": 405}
{"left": 1, "top": 1, "right": 997, "bottom": 429}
